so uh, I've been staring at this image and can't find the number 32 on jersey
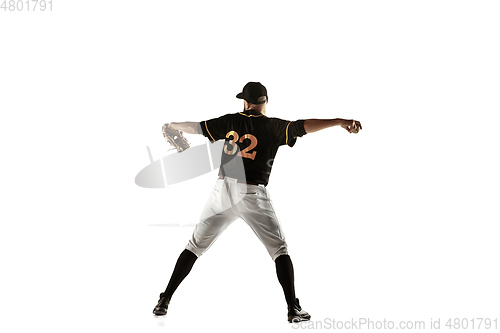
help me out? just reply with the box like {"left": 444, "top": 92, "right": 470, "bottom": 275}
{"left": 224, "top": 131, "right": 258, "bottom": 160}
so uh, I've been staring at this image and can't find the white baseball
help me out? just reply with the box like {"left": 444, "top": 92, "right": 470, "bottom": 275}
{"left": 351, "top": 120, "right": 359, "bottom": 134}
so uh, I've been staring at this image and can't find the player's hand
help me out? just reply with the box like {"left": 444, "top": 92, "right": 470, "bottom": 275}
{"left": 340, "top": 119, "right": 362, "bottom": 133}
{"left": 163, "top": 123, "right": 181, "bottom": 133}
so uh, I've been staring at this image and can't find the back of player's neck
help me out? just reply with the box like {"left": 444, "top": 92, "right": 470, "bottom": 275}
{"left": 245, "top": 108, "right": 262, "bottom": 114}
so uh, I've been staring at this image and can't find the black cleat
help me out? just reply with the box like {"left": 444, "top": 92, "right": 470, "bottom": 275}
{"left": 153, "top": 292, "right": 170, "bottom": 316}
{"left": 287, "top": 298, "right": 311, "bottom": 323}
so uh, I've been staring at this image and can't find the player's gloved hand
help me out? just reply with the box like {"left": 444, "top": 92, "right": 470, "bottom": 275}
{"left": 162, "top": 123, "right": 190, "bottom": 152}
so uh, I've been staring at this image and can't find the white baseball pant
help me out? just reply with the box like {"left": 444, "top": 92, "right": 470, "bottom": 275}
{"left": 185, "top": 177, "right": 288, "bottom": 261}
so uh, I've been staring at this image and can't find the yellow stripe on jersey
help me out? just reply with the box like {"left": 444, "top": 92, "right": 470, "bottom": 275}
{"left": 285, "top": 121, "right": 292, "bottom": 146}
{"left": 205, "top": 121, "right": 215, "bottom": 141}
{"left": 238, "top": 112, "right": 265, "bottom": 118}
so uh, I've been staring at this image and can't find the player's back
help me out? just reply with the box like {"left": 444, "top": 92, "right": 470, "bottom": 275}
{"left": 199, "top": 109, "right": 307, "bottom": 186}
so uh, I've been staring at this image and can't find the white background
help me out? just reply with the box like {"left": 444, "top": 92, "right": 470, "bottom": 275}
{"left": 1, "top": 1, "right": 499, "bottom": 332}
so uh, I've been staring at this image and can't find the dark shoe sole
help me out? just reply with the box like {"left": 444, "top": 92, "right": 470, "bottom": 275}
{"left": 153, "top": 308, "right": 167, "bottom": 316}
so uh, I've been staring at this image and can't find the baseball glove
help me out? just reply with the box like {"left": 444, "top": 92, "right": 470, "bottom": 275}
{"left": 162, "top": 123, "right": 190, "bottom": 152}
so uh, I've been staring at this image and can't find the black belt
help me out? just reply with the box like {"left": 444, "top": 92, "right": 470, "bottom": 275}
{"left": 218, "top": 175, "right": 260, "bottom": 186}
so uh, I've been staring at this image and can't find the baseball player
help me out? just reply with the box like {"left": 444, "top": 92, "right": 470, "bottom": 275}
{"left": 153, "top": 82, "right": 362, "bottom": 323}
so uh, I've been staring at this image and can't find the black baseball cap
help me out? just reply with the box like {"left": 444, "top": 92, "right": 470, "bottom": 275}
{"left": 236, "top": 82, "right": 268, "bottom": 104}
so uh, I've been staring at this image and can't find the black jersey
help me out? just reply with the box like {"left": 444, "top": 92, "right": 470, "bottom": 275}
{"left": 199, "top": 109, "right": 307, "bottom": 186}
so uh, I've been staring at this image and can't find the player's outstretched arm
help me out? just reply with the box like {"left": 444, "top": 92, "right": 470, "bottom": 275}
{"left": 165, "top": 122, "right": 201, "bottom": 134}
{"left": 304, "top": 118, "right": 362, "bottom": 134}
